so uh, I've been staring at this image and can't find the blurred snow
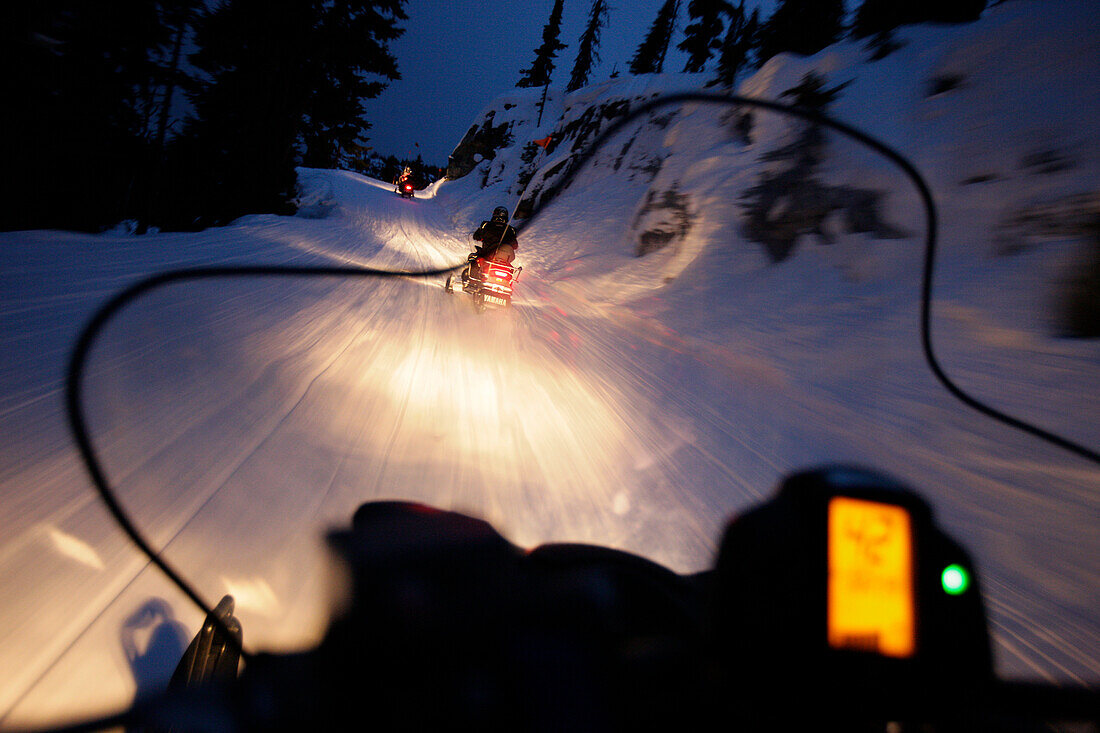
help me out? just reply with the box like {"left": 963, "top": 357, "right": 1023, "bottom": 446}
{"left": 2, "top": 0, "right": 1098, "bottom": 725}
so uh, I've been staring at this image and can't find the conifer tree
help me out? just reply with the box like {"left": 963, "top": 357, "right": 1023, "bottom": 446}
{"left": 181, "top": 0, "right": 405, "bottom": 226}
{"left": 743, "top": 8, "right": 760, "bottom": 67}
{"left": 152, "top": 3, "right": 202, "bottom": 158}
{"left": 756, "top": 0, "right": 844, "bottom": 65}
{"left": 924, "top": 0, "right": 986, "bottom": 23}
{"left": 851, "top": 0, "right": 899, "bottom": 39}
{"left": 629, "top": 0, "right": 680, "bottom": 75}
{"left": 2, "top": 1, "right": 179, "bottom": 231}
{"left": 517, "top": 0, "right": 568, "bottom": 88}
{"left": 708, "top": 2, "right": 757, "bottom": 88}
{"left": 567, "top": 0, "right": 610, "bottom": 92}
{"left": 300, "top": 0, "right": 406, "bottom": 168}
{"left": 182, "top": 0, "right": 310, "bottom": 224}
{"left": 853, "top": 0, "right": 986, "bottom": 39}
{"left": 678, "top": 0, "right": 733, "bottom": 73}
{"left": 139, "top": 1, "right": 212, "bottom": 232}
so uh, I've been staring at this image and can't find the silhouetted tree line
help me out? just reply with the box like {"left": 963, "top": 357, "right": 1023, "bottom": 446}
{"left": 2, "top": 0, "right": 406, "bottom": 233}
{"left": 355, "top": 152, "right": 443, "bottom": 186}
{"left": 517, "top": 0, "right": 987, "bottom": 93}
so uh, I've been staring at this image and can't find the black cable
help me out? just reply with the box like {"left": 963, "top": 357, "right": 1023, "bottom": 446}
{"left": 63, "top": 95, "right": 1099, "bottom": 662}
{"left": 520, "top": 92, "right": 1100, "bottom": 465}
{"left": 64, "top": 264, "right": 462, "bottom": 661}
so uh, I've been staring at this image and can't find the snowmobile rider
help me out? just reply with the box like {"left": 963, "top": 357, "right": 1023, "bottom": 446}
{"left": 467, "top": 206, "right": 518, "bottom": 280}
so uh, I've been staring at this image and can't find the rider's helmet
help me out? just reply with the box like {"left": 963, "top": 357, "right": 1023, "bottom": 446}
{"left": 492, "top": 206, "right": 508, "bottom": 224}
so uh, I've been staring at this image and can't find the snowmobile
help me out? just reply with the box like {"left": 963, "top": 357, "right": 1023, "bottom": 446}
{"left": 445, "top": 253, "right": 521, "bottom": 309}
{"left": 10, "top": 92, "right": 1099, "bottom": 732}
{"left": 395, "top": 179, "right": 416, "bottom": 199}
{"left": 121, "top": 467, "right": 1100, "bottom": 730}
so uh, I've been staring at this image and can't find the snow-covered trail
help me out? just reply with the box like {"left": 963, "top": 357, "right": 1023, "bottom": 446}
{"left": 0, "top": 172, "right": 774, "bottom": 724}
{"left": 0, "top": 174, "right": 471, "bottom": 722}
{"left": 1, "top": 167, "right": 1097, "bottom": 726}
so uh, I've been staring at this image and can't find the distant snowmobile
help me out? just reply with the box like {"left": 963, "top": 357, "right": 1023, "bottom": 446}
{"left": 394, "top": 167, "right": 416, "bottom": 199}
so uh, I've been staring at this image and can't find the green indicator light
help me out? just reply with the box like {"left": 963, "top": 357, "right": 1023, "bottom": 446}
{"left": 941, "top": 564, "right": 970, "bottom": 595}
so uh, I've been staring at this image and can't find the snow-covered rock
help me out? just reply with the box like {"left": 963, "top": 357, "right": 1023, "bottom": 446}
{"left": 437, "top": 0, "right": 1100, "bottom": 334}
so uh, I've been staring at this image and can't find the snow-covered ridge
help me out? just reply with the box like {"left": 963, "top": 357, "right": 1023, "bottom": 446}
{"left": 437, "top": 0, "right": 1100, "bottom": 328}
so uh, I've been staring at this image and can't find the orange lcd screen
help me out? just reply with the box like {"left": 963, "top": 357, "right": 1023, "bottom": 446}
{"left": 827, "top": 496, "right": 915, "bottom": 658}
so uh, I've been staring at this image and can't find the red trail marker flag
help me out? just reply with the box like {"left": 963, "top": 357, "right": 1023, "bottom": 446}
{"left": 533, "top": 135, "right": 553, "bottom": 150}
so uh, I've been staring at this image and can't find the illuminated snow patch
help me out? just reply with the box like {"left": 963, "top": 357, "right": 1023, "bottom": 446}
{"left": 46, "top": 527, "right": 105, "bottom": 571}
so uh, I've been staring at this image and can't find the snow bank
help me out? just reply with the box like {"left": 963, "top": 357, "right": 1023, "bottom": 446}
{"left": 435, "top": 0, "right": 1100, "bottom": 324}
{"left": 429, "top": 2, "right": 1100, "bottom": 684}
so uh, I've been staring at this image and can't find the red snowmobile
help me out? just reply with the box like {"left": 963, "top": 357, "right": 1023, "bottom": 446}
{"left": 446, "top": 255, "right": 521, "bottom": 310}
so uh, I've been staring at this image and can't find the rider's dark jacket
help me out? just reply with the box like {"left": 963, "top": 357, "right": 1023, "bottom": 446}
{"left": 472, "top": 221, "right": 518, "bottom": 263}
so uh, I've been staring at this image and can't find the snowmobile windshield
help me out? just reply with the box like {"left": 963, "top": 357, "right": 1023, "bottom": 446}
{"left": 12, "top": 93, "right": 1098, "bottom": 725}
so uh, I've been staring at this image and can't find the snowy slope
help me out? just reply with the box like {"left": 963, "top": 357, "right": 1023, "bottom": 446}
{"left": 0, "top": 177, "right": 470, "bottom": 723}
{"left": 1, "top": 0, "right": 1098, "bottom": 726}
{"left": 430, "top": 0, "right": 1100, "bottom": 686}
{"left": 444, "top": 1, "right": 1098, "bottom": 287}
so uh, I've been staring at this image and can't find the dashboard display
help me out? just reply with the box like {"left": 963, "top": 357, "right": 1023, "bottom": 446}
{"left": 827, "top": 496, "right": 915, "bottom": 658}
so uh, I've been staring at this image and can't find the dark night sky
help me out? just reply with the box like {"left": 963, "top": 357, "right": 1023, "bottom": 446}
{"left": 360, "top": 0, "right": 777, "bottom": 166}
